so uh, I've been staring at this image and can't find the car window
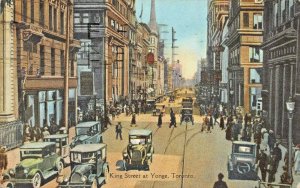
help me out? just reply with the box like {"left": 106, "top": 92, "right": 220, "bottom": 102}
{"left": 233, "top": 145, "right": 254, "bottom": 154}
{"left": 71, "top": 152, "right": 81, "bottom": 163}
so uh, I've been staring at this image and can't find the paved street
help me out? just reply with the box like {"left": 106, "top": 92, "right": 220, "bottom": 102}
{"left": 38, "top": 112, "right": 258, "bottom": 188}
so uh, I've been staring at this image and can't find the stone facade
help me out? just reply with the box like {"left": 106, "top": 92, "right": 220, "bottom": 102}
{"left": 262, "top": 0, "right": 300, "bottom": 144}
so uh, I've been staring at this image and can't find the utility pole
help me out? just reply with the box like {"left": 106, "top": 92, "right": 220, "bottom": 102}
{"left": 64, "top": 0, "right": 70, "bottom": 129}
{"left": 171, "top": 27, "right": 178, "bottom": 90}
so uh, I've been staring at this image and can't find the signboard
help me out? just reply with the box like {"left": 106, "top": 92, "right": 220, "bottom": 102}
{"left": 147, "top": 52, "right": 154, "bottom": 64}
{"left": 80, "top": 72, "right": 93, "bottom": 95}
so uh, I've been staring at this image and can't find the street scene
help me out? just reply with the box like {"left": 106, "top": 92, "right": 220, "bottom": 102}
{"left": 1, "top": 0, "right": 300, "bottom": 188}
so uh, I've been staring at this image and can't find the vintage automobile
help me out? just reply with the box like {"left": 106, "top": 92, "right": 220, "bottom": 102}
{"left": 180, "top": 98, "right": 194, "bottom": 125}
{"left": 180, "top": 108, "right": 194, "bottom": 125}
{"left": 58, "top": 144, "right": 109, "bottom": 188}
{"left": 122, "top": 129, "right": 154, "bottom": 171}
{"left": 146, "top": 99, "right": 156, "bottom": 111}
{"left": 3, "top": 142, "right": 64, "bottom": 188}
{"left": 43, "top": 134, "right": 70, "bottom": 165}
{"left": 227, "top": 141, "right": 258, "bottom": 180}
{"left": 70, "top": 121, "right": 103, "bottom": 148}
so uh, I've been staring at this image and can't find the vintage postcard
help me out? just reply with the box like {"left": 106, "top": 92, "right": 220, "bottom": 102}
{"left": 0, "top": 0, "right": 300, "bottom": 187}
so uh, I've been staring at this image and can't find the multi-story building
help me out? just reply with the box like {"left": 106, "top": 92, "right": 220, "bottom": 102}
{"left": 224, "top": 0, "right": 264, "bottom": 113}
{"left": 207, "top": 0, "right": 229, "bottom": 99}
{"left": 14, "top": 0, "right": 80, "bottom": 128}
{"left": 0, "top": 0, "right": 23, "bottom": 148}
{"left": 262, "top": 0, "right": 300, "bottom": 143}
{"left": 74, "top": 0, "right": 136, "bottom": 106}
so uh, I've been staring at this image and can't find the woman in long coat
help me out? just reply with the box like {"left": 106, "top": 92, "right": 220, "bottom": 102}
{"left": 220, "top": 116, "right": 225, "bottom": 130}
{"left": 294, "top": 145, "right": 300, "bottom": 174}
{"left": 225, "top": 122, "right": 232, "bottom": 141}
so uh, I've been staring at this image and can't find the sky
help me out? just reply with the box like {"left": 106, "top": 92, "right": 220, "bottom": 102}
{"left": 135, "top": 0, "right": 208, "bottom": 79}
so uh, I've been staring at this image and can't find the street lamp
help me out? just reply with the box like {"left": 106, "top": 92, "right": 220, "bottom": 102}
{"left": 286, "top": 96, "right": 295, "bottom": 177}
{"left": 230, "top": 90, "right": 234, "bottom": 114}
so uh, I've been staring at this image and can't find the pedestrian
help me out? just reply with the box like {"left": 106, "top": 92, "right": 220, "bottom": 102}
{"left": 157, "top": 112, "right": 162, "bottom": 128}
{"left": 261, "top": 128, "right": 270, "bottom": 156}
{"left": 0, "top": 146, "right": 8, "bottom": 179}
{"left": 272, "top": 142, "right": 282, "bottom": 172}
{"left": 213, "top": 111, "right": 219, "bottom": 125}
{"left": 268, "top": 155, "right": 277, "bottom": 183}
{"left": 268, "top": 130, "right": 276, "bottom": 152}
{"left": 115, "top": 122, "right": 123, "bottom": 140}
{"left": 213, "top": 173, "right": 228, "bottom": 188}
{"left": 220, "top": 116, "right": 225, "bottom": 130}
{"left": 232, "top": 120, "right": 240, "bottom": 141}
{"left": 131, "top": 113, "right": 136, "bottom": 127}
{"left": 258, "top": 149, "right": 268, "bottom": 182}
{"left": 294, "top": 144, "right": 300, "bottom": 174}
{"left": 209, "top": 115, "right": 214, "bottom": 130}
{"left": 42, "top": 126, "right": 50, "bottom": 138}
{"left": 161, "top": 105, "right": 165, "bottom": 116}
{"left": 169, "top": 114, "right": 177, "bottom": 128}
{"left": 225, "top": 122, "right": 232, "bottom": 140}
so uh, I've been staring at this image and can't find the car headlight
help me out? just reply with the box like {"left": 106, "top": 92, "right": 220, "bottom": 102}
{"left": 123, "top": 153, "right": 128, "bottom": 157}
{"left": 81, "top": 176, "right": 87, "bottom": 182}
{"left": 9, "top": 169, "right": 15, "bottom": 175}
{"left": 24, "top": 169, "right": 29, "bottom": 174}
{"left": 64, "top": 177, "right": 69, "bottom": 182}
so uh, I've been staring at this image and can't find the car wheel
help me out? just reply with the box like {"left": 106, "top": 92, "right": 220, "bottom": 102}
{"left": 104, "top": 167, "right": 109, "bottom": 184}
{"left": 32, "top": 173, "right": 42, "bottom": 188}
{"left": 3, "top": 182, "right": 14, "bottom": 188}
{"left": 56, "top": 161, "right": 64, "bottom": 173}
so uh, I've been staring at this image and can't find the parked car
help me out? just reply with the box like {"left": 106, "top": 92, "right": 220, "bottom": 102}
{"left": 3, "top": 142, "right": 64, "bottom": 188}
{"left": 43, "top": 134, "right": 70, "bottom": 165}
{"left": 227, "top": 141, "right": 258, "bottom": 180}
{"left": 70, "top": 121, "right": 103, "bottom": 148}
{"left": 58, "top": 144, "right": 109, "bottom": 188}
{"left": 122, "top": 129, "right": 154, "bottom": 170}
{"left": 146, "top": 99, "right": 156, "bottom": 111}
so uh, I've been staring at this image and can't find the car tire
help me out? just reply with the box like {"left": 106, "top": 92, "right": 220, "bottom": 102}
{"left": 3, "top": 182, "right": 14, "bottom": 188}
{"left": 56, "top": 161, "right": 64, "bottom": 173}
{"left": 32, "top": 172, "right": 42, "bottom": 188}
{"left": 104, "top": 167, "right": 109, "bottom": 184}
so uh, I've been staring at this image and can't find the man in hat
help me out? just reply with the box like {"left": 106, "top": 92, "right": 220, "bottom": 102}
{"left": 115, "top": 122, "right": 123, "bottom": 140}
{"left": 273, "top": 142, "right": 282, "bottom": 172}
{"left": 0, "top": 146, "right": 8, "bottom": 179}
{"left": 213, "top": 173, "right": 228, "bottom": 188}
{"left": 258, "top": 149, "right": 268, "bottom": 182}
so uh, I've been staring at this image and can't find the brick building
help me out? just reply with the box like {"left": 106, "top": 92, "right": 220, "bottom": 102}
{"left": 224, "top": 0, "right": 264, "bottom": 113}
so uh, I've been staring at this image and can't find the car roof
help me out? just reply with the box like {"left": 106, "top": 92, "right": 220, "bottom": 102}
{"left": 71, "top": 144, "right": 106, "bottom": 152}
{"left": 20, "top": 142, "right": 55, "bottom": 149}
{"left": 233, "top": 141, "right": 256, "bottom": 146}
{"left": 76, "top": 121, "right": 99, "bottom": 128}
{"left": 43, "top": 134, "right": 68, "bottom": 139}
{"left": 129, "top": 129, "right": 152, "bottom": 136}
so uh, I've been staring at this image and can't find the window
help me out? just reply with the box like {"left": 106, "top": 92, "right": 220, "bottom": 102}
{"left": 289, "top": 0, "right": 294, "bottom": 17}
{"left": 253, "top": 14, "right": 262, "bottom": 29}
{"left": 274, "top": 2, "right": 278, "bottom": 27}
{"left": 83, "top": 13, "right": 89, "bottom": 23}
{"left": 60, "top": 12, "right": 64, "bottom": 34}
{"left": 60, "top": 50, "right": 64, "bottom": 76}
{"left": 51, "top": 48, "right": 55, "bottom": 75}
{"left": 249, "top": 68, "right": 262, "bottom": 84}
{"left": 249, "top": 46, "right": 263, "bottom": 63}
{"left": 39, "top": 1, "right": 44, "bottom": 26}
{"left": 54, "top": 8, "right": 57, "bottom": 32}
{"left": 22, "top": 0, "right": 27, "bottom": 22}
{"left": 74, "top": 13, "right": 81, "bottom": 24}
{"left": 250, "top": 87, "right": 262, "bottom": 109}
{"left": 243, "top": 13, "right": 249, "bottom": 28}
{"left": 111, "top": 19, "right": 115, "bottom": 28}
{"left": 49, "top": 6, "right": 53, "bottom": 30}
{"left": 40, "top": 46, "right": 45, "bottom": 75}
{"left": 31, "top": 0, "right": 34, "bottom": 23}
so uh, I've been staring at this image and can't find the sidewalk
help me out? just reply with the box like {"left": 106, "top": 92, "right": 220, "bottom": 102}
{"left": 276, "top": 145, "right": 300, "bottom": 188}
